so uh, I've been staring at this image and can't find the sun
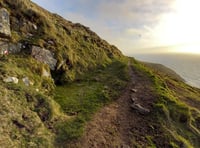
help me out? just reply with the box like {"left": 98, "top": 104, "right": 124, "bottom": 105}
{"left": 155, "top": 0, "right": 200, "bottom": 54}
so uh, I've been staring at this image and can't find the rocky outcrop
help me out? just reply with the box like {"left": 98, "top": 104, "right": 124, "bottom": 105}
{"left": 8, "top": 42, "right": 22, "bottom": 53}
{"left": 31, "top": 46, "right": 57, "bottom": 70}
{"left": 0, "top": 41, "right": 21, "bottom": 55}
{"left": 0, "top": 41, "right": 57, "bottom": 71}
{"left": 0, "top": 8, "right": 11, "bottom": 38}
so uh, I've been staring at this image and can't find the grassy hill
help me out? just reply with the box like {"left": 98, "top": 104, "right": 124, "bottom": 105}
{"left": 0, "top": 0, "right": 199, "bottom": 147}
{"left": 130, "top": 60, "right": 200, "bottom": 147}
{"left": 0, "top": 0, "right": 128, "bottom": 147}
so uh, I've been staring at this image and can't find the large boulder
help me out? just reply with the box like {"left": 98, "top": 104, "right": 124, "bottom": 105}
{"left": 31, "top": 46, "right": 57, "bottom": 70}
{"left": 0, "top": 8, "right": 11, "bottom": 38}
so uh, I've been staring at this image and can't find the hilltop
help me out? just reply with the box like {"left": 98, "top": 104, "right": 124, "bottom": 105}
{"left": 0, "top": 0, "right": 199, "bottom": 147}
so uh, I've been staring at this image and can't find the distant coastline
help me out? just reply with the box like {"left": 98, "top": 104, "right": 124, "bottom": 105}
{"left": 134, "top": 53, "right": 200, "bottom": 88}
{"left": 141, "top": 61, "right": 185, "bottom": 82}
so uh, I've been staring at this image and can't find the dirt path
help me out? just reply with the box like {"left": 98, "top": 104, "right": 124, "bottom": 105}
{"left": 75, "top": 65, "right": 156, "bottom": 148}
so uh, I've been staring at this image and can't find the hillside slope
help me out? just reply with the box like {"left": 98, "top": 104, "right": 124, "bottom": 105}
{"left": 0, "top": 0, "right": 128, "bottom": 147}
{"left": 69, "top": 60, "right": 200, "bottom": 148}
{"left": 0, "top": 0, "right": 199, "bottom": 147}
{"left": 0, "top": 0, "right": 122, "bottom": 83}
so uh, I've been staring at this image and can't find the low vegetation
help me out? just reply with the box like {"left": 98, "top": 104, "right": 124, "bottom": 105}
{"left": 54, "top": 59, "right": 129, "bottom": 145}
{"left": 0, "top": 0, "right": 199, "bottom": 147}
{"left": 130, "top": 58, "right": 200, "bottom": 147}
{"left": 0, "top": 54, "right": 129, "bottom": 147}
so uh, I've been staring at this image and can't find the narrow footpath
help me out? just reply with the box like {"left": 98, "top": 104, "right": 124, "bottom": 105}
{"left": 75, "top": 65, "right": 158, "bottom": 148}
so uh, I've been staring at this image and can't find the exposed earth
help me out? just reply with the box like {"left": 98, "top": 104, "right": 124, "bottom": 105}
{"left": 72, "top": 65, "right": 167, "bottom": 148}
{"left": 0, "top": 1, "right": 199, "bottom": 147}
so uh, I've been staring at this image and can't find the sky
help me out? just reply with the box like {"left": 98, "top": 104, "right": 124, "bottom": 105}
{"left": 31, "top": 0, "right": 200, "bottom": 55}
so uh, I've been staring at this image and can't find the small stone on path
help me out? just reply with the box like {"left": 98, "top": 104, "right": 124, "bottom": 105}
{"left": 131, "top": 89, "right": 137, "bottom": 93}
{"left": 131, "top": 97, "right": 137, "bottom": 103}
{"left": 131, "top": 103, "right": 150, "bottom": 114}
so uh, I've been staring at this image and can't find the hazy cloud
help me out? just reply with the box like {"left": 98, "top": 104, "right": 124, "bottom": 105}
{"left": 31, "top": 0, "right": 175, "bottom": 55}
{"left": 97, "top": 0, "right": 174, "bottom": 25}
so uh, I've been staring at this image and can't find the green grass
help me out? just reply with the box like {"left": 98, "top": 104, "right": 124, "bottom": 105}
{"left": 0, "top": 0, "right": 128, "bottom": 145}
{"left": 54, "top": 59, "right": 129, "bottom": 144}
{"left": 55, "top": 82, "right": 107, "bottom": 117}
{"left": 3, "top": 0, "right": 123, "bottom": 83}
{"left": 0, "top": 55, "right": 68, "bottom": 147}
{"left": 146, "top": 136, "right": 156, "bottom": 148}
{"left": 130, "top": 57, "right": 200, "bottom": 148}
{"left": 1, "top": 0, "right": 199, "bottom": 147}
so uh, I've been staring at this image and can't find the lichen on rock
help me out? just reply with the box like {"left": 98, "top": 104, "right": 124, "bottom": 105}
{"left": 0, "top": 8, "right": 11, "bottom": 38}
{"left": 31, "top": 46, "right": 57, "bottom": 70}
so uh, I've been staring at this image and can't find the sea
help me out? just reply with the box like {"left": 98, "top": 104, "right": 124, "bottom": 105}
{"left": 133, "top": 53, "right": 200, "bottom": 88}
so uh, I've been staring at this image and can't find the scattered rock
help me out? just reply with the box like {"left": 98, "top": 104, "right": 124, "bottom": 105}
{"left": 131, "top": 97, "right": 137, "bottom": 103}
{"left": 3, "top": 77, "right": 18, "bottom": 84}
{"left": 0, "top": 8, "right": 11, "bottom": 38}
{"left": 31, "top": 46, "right": 57, "bottom": 70}
{"left": 8, "top": 42, "right": 22, "bottom": 53}
{"left": 19, "top": 20, "right": 38, "bottom": 35}
{"left": 130, "top": 93, "right": 150, "bottom": 114}
{"left": 47, "top": 40, "right": 54, "bottom": 45}
{"left": 131, "top": 88, "right": 137, "bottom": 93}
{"left": 32, "top": 23, "right": 37, "bottom": 30}
{"left": 27, "top": 33, "right": 33, "bottom": 37}
{"left": 42, "top": 67, "right": 50, "bottom": 77}
{"left": 131, "top": 103, "right": 150, "bottom": 114}
{"left": 22, "top": 77, "right": 33, "bottom": 86}
{"left": 0, "top": 41, "right": 21, "bottom": 55}
{"left": 0, "top": 41, "right": 9, "bottom": 55}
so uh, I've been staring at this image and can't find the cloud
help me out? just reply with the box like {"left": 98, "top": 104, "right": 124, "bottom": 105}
{"left": 97, "top": 0, "right": 174, "bottom": 25}
{"left": 62, "top": 0, "right": 175, "bottom": 54}
{"left": 31, "top": 0, "right": 176, "bottom": 55}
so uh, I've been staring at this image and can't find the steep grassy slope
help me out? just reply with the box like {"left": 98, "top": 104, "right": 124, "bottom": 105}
{"left": 0, "top": 0, "right": 128, "bottom": 147}
{"left": 0, "top": 0, "right": 199, "bottom": 147}
{"left": 131, "top": 59, "right": 200, "bottom": 148}
{"left": 0, "top": 55, "right": 66, "bottom": 147}
{"left": 0, "top": 0, "right": 122, "bottom": 83}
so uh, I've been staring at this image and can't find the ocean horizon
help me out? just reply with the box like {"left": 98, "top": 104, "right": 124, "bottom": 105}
{"left": 133, "top": 53, "right": 200, "bottom": 88}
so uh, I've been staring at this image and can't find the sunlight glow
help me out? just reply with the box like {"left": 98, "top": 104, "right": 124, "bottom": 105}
{"left": 154, "top": 0, "right": 200, "bottom": 54}
{"left": 170, "top": 43, "right": 200, "bottom": 54}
